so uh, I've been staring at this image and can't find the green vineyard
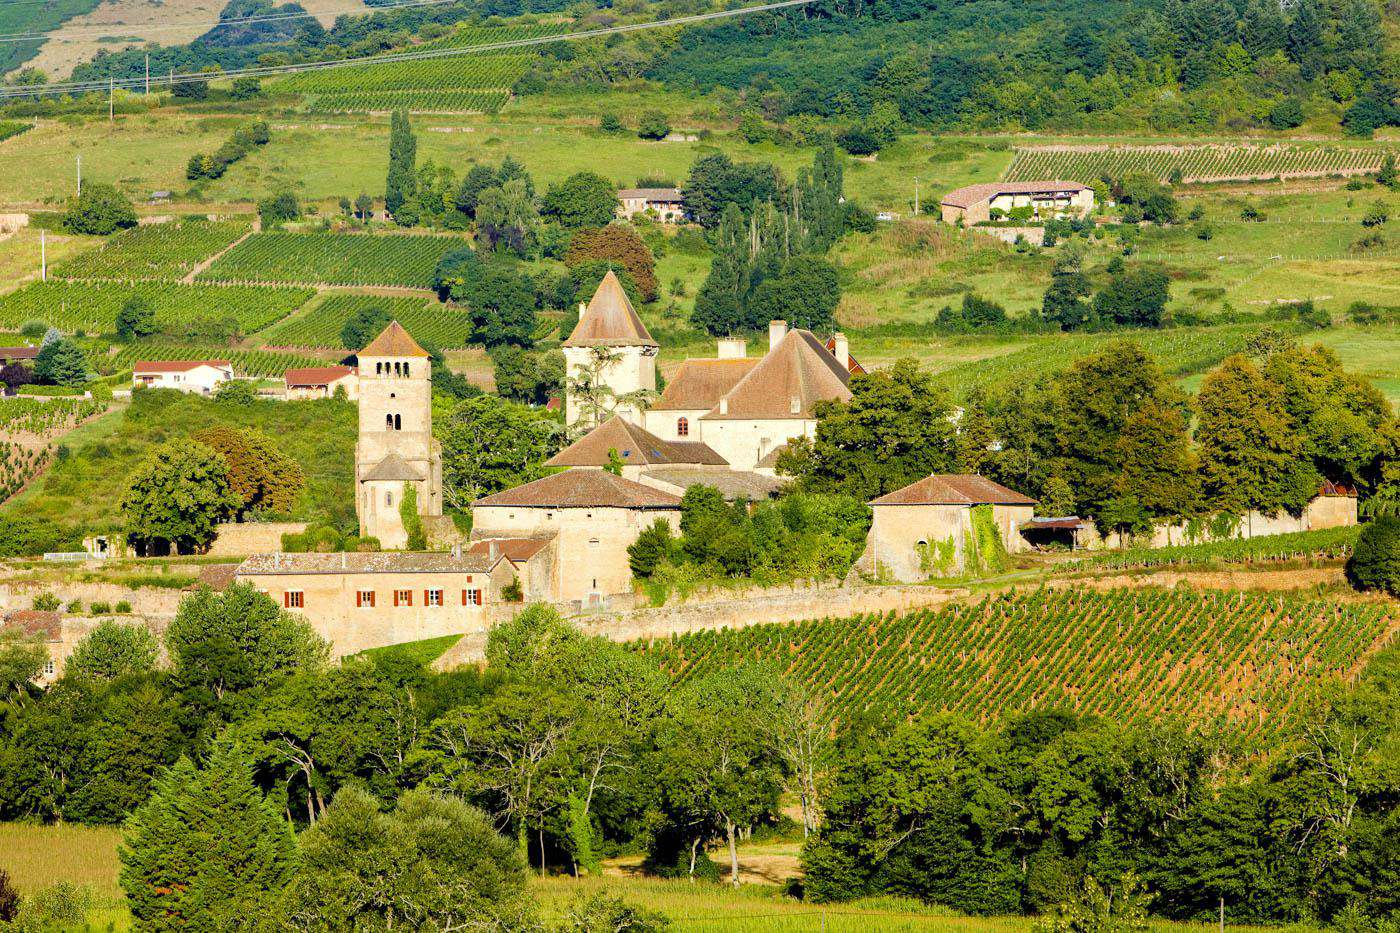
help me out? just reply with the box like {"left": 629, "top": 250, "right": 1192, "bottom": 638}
{"left": 257, "top": 293, "right": 475, "bottom": 349}
{"left": 53, "top": 220, "right": 250, "bottom": 282}
{"left": 274, "top": 49, "right": 537, "bottom": 114}
{"left": 302, "top": 90, "right": 511, "bottom": 115}
{"left": 0, "top": 282, "right": 314, "bottom": 335}
{"left": 1004, "top": 144, "right": 1389, "bottom": 184}
{"left": 94, "top": 343, "right": 329, "bottom": 379}
{"left": 637, "top": 587, "right": 1396, "bottom": 735}
{"left": 198, "top": 232, "right": 462, "bottom": 289}
{"left": 0, "top": 440, "right": 50, "bottom": 503}
{"left": 1061, "top": 526, "right": 1361, "bottom": 573}
{"left": 0, "top": 396, "right": 107, "bottom": 436}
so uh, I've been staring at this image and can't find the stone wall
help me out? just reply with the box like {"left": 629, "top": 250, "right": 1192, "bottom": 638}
{"left": 206, "top": 522, "right": 308, "bottom": 556}
{"left": 0, "top": 580, "right": 183, "bottom": 616}
{"left": 1093, "top": 495, "right": 1357, "bottom": 549}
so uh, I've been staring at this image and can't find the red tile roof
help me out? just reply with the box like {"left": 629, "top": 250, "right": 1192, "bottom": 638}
{"left": 467, "top": 536, "right": 555, "bottom": 562}
{"left": 238, "top": 551, "right": 502, "bottom": 575}
{"left": 285, "top": 365, "right": 355, "bottom": 386}
{"left": 360, "top": 321, "right": 429, "bottom": 358}
{"left": 940, "top": 180, "right": 1090, "bottom": 209}
{"left": 651, "top": 358, "right": 760, "bottom": 411}
{"left": 133, "top": 360, "right": 231, "bottom": 373}
{"left": 870, "top": 474, "right": 1036, "bottom": 507}
{"left": 546, "top": 416, "right": 726, "bottom": 468}
{"left": 701, "top": 330, "right": 851, "bottom": 421}
{"left": 562, "top": 270, "right": 658, "bottom": 348}
{"left": 0, "top": 346, "right": 40, "bottom": 361}
{"left": 3, "top": 610, "right": 61, "bottom": 640}
{"left": 1318, "top": 479, "right": 1357, "bottom": 497}
{"left": 474, "top": 469, "right": 682, "bottom": 510}
{"left": 823, "top": 336, "right": 867, "bottom": 375}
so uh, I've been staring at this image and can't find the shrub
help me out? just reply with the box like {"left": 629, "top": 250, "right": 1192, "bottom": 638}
{"left": 115, "top": 600, "right": 132, "bottom": 614}
{"left": 637, "top": 110, "right": 671, "bottom": 140}
{"left": 1346, "top": 516, "right": 1400, "bottom": 595}
{"left": 90, "top": 601, "right": 112, "bottom": 615}
{"left": 31, "top": 592, "right": 60, "bottom": 611}
{"left": 63, "top": 182, "right": 137, "bottom": 236}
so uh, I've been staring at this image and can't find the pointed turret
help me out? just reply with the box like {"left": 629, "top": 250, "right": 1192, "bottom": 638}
{"left": 562, "top": 269, "right": 659, "bottom": 348}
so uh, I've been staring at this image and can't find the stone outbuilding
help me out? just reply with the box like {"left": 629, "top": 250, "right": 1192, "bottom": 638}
{"left": 858, "top": 474, "right": 1036, "bottom": 581}
{"left": 616, "top": 187, "right": 685, "bottom": 223}
{"left": 940, "top": 181, "right": 1093, "bottom": 225}
{"left": 471, "top": 470, "right": 682, "bottom": 606}
{"left": 285, "top": 364, "right": 358, "bottom": 400}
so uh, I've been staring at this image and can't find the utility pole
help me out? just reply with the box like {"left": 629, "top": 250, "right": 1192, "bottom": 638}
{"left": 144, "top": 54, "right": 150, "bottom": 97}
{"left": 913, "top": 176, "right": 920, "bottom": 217}
{"left": 39, "top": 230, "right": 45, "bottom": 282}
{"left": 76, "top": 155, "right": 81, "bottom": 196}
{"left": 108, "top": 76, "right": 114, "bottom": 122}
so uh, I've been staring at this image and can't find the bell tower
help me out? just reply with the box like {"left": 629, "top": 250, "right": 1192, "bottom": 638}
{"left": 354, "top": 321, "right": 442, "bottom": 548}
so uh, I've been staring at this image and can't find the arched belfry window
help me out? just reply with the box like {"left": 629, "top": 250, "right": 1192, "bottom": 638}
{"left": 394, "top": 414, "right": 402, "bottom": 430}
{"left": 376, "top": 362, "right": 383, "bottom": 375}
{"left": 386, "top": 414, "right": 393, "bottom": 430}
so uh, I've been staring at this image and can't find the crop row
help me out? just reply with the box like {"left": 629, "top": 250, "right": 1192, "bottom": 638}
{"left": 0, "top": 396, "right": 107, "bottom": 436}
{"left": 95, "top": 344, "right": 329, "bottom": 379}
{"left": 635, "top": 587, "right": 1395, "bottom": 738}
{"left": 257, "top": 293, "right": 474, "bottom": 349}
{"left": 0, "top": 441, "right": 50, "bottom": 503}
{"left": 416, "top": 21, "right": 568, "bottom": 51}
{"left": 198, "top": 232, "right": 462, "bottom": 289}
{"left": 303, "top": 89, "right": 512, "bottom": 114}
{"left": 1062, "top": 526, "right": 1361, "bottom": 573}
{"left": 275, "top": 54, "right": 533, "bottom": 94}
{"left": 0, "top": 282, "right": 314, "bottom": 336}
{"left": 53, "top": 220, "right": 251, "bottom": 282}
{"left": 1006, "top": 145, "right": 1389, "bottom": 184}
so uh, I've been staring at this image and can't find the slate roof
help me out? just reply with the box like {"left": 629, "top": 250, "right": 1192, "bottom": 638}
{"left": 641, "top": 468, "right": 786, "bottom": 501}
{"left": 562, "top": 270, "right": 658, "bottom": 348}
{"left": 133, "top": 360, "right": 231, "bottom": 373}
{"left": 285, "top": 365, "right": 356, "bottom": 386}
{"left": 869, "top": 474, "right": 1037, "bottom": 507}
{"left": 360, "top": 321, "right": 429, "bottom": 358}
{"left": 2, "top": 610, "right": 61, "bottom": 640}
{"left": 650, "top": 358, "right": 760, "bottom": 411}
{"left": 545, "top": 416, "right": 726, "bottom": 468}
{"left": 618, "top": 188, "right": 682, "bottom": 201}
{"left": 238, "top": 551, "right": 501, "bottom": 575}
{"left": 473, "top": 469, "right": 682, "bottom": 510}
{"left": 360, "top": 452, "right": 425, "bottom": 483}
{"left": 701, "top": 329, "right": 851, "bottom": 421}
{"left": 940, "top": 180, "right": 1090, "bottom": 209}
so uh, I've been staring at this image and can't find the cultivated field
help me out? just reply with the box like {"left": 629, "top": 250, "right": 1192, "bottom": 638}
{"left": 638, "top": 587, "right": 1397, "bottom": 737}
{"left": 1005, "top": 144, "right": 1392, "bottom": 183}
{"left": 256, "top": 292, "right": 473, "bottom": 350}
{"left": 0, "top": 281, "right": 314, "bottom": 334}
{"left": 198, "top": 231, "right": 462, "bottom": 289}
{"left": 93, "top": 342, "right": 330, "bottom": 378}
{"left": 54, "top": 219, "right": 250, "bottom": 281}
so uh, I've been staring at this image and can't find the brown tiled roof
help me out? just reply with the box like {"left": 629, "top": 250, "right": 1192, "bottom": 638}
{"left": 755, "top": 444, "right": 788, "bottom": 470}
{"left": 189, "top": 564, "right": 239, "bottom": 592}
{"left": 702, "top": 330, "right": 851, "bottom": 421}
{"left": 1318, "top": 479, "right": 1357, "bottom": 497}
{"left": 546, "top": 416, "right": 726, "bottom": 468}
{"left": 0, "top": 346, "right": 39, "bottom": 361}
{"left": 940, "top": 180, "right": 1090, "bottom": 209}
{"left": 360, "top": 321, "right": 429, "bottom": 358}
{"left": 823, "top": 336, "right": 867, "bottom": 376}
{"left": 285, "top": 365, "right": 356, "bottom": 386}
{"left": 870, "top": 474, "right": 1036, "bottom": 507}
{"left": 361, "top": 452, "right": 426, "bottom": 483}
{"left": 1022, "top": 516, "right": 1084, "bottom": 530}
{"left": 618, "top": 187, "right": 682, "bottom": 201}
{"left": 467, "top": 536, "right": 555, "bottom": 562}
{"left": 641, "top": 468, "right": 786, "bottom": 501}
{"left": 237, "top": 551, "right": 501, "bottom": 575}
{"left": 473, "top": 469, "right": 682, "bottom": 510}
{"left": 562, "top": 270, "right": 658, "bottom": 348}
{"left": 134, "top": 360, "right": 231, "bottom": 373}
{"left": 2, "top": 610, "right": 61, "bottom": 640}
{"left": 650, "top": 358, "right": 760, "bottom": 411}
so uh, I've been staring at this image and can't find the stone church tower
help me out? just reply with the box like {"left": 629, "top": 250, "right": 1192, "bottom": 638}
{"left": 355, "top": 321, "right": 442, "bottom": 549}
{"left": 561, "top": 269, "right": 658, "bottom": 428}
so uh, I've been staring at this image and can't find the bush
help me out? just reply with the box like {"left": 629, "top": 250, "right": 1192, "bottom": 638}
{"left": 31, "top": 592, "right": 60, "bottom": 611}
{"left": 637, "top": 110, "right": 671, "bottom": 140}
{"left": 90, "top": 601, "right": 112, "bottom": 615}
{"left": 1346, "top": 517, "right": 1400, "bottom": 595}
{"left": 63, "top": 182, "right": 137, "bottom": 236}
{"left": 115, "top": 600, "right": 132, "bottom": 614}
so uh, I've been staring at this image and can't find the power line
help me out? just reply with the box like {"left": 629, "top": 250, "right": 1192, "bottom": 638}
{"left": 0, "top": 0, "right": 463, "bottom": 43}
{"left": 0, "top": 0, "right": 816, "bottom": 99}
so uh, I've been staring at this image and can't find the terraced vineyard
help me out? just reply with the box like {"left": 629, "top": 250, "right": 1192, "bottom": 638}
{"left": 199, "top": 232, "right": 462, "bottom": 288}
{"left": 95, "top": 344, "right": 329, "bottom": 378}
{"left": 258, "top": 293, "right": 475, "bottom": 349}
{"left": 638, "top": 587, "right": 1396, "bottom": 735}
{"left": 935, "top": 323, "right": 1271, "bottom": 398}
{"left": 1061, "top": 526, "right": 1361, "bottom": 573}
{"left": 0, "top": 282, "right": 314, "bottom": 335}
{"left": 274, "top": 52, "right": 535, "bottom": 114}
{"left": 53, "top": 220, "right": 250, "bottom": 281}
{"left": 0, "top": 397, "right": 106, "bottom": 437}
{"left": 0, "top": 440, "right": 50, "bottom": 503}
{"left": 1005, "top": 144, "right": 1389, "bottom": 184}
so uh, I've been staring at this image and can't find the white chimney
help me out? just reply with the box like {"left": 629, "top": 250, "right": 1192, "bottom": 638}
{"left": 719, "top": 398, "right": 729, "bottom": 415}
{"left": 790, "top": 396, "right": 801, "bottom": 414}
{"left": 451, "top": 543, "right": 461, "bottom": 559}
{"left": 578, "top": 302, "right": 587, "bottom": 320}
{"left": 833, "top": 332, "right": 850, "bottom": 371}
{"left": 717, "top": 337, "right": 747, "bottom": 359}
{"left": 488, "top": 540, "right": 499, "bottom": 562}
{"left": 768, "top": 320, "right": 787, "bottom": 353}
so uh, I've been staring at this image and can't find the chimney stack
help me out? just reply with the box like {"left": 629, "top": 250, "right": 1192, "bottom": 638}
{"left": 451, "top": 543, "right": 461, "bottom": 560}
{"left": 488, "top": 540, "right": 499, "bottom": 562}
{"left": 768, "top": 320, "right": 787, "bottom": 354}
{"left": 717, "top": 337, "right": 747, "bottom": 359}
{"left": 578, "top": 302, "right": 587, "bottom": 320}
{"left": 833, "top": 332, "right": 850, "bottom": 371}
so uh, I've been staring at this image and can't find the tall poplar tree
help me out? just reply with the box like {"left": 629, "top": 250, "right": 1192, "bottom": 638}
{"left": 384, "top": 110, "right": 417, "bottom": 217}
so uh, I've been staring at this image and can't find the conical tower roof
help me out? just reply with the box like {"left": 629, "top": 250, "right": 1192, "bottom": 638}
{"left": 360, "top": 320, "right": 429, "bottom": 358}
{"left": 562, "top": 269, "right": 658, "bottom": 348}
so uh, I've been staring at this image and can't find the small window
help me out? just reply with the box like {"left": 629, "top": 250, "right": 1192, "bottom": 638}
{"left": 44, "top": 658, "right": 55, "bottom": 675}
{"left": 385, "top": 491, "right": 393, "bottom": 507}
{"left": 425, "top": 589, "right": 443, "bottom": 607}
{"left": 463, "top": 588, "right": 482, "bottom": 606}
{"left": 356, "top": 590, "right": 375, "bottom": 608}
{"left": 588, "top": 537, "right": 600, "bottom": 548}
{"left": 393, "top": 589, "right": 413, "bottom": 607}
{"left": 677, "top": 417, "right": 689, "bottom": 437}
{"left": 376, "top": 362, "right": 383, "bottom": 375}
{"left": 284, "top": 591, "right": 304, "bottom": 609}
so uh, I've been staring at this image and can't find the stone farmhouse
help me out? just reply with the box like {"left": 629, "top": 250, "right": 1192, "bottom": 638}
{"left": 940, "top": 181, "right": 1094, "bottom": 225}
{"left": 132, "top": 360, "right": 233, "bottom": 394}
{"left": 354, "top": 322, "right": 443, "bottom": 550}
{"left": 616, "top": 187, "right": 685, "bottom": 223}
{"left": 285, "top": 364, "right": 358, "bottom": 400}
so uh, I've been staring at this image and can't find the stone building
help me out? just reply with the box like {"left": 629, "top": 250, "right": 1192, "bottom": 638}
{"left": 939, "top": 181, "right": 1094, "bottom": 225}
{"left": 235, "top": 550, "right": 515, "bottom": 657}
{"left": 132, "top": 360, "right": 233, "bottom": 394}
{"left": 858, "top": 474, "right": 1036, "bottom": 581}
{"left": 471, "top": 470, "right": 682, "bottom": 605}
{"left": 354, "top": 322, "right": 443, "bottom": 549}
{"left": 616, "top": 187, "right": 685, "bottom": 223}
{"left": 561, "top": 270, "right": 659, "bottom": 428}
